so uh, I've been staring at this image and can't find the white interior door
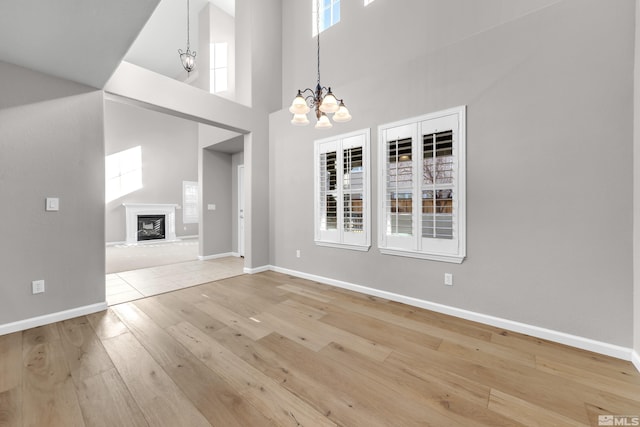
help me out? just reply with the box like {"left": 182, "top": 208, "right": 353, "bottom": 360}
{"left": 238, "top": 165, "right": 245, "bottom": 257}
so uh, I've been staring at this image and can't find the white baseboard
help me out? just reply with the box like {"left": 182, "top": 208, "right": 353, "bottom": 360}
{"left": 632, "top": 350, "right": 640, "bottom": 373}
{"left": 270, "top": 265, "right": 635, "bottom": 362}
{"left": 179, "top": 235, "right": 199, "bottom": 240}
{"left": 199, "top": 252, "right": 236, "bottom": 261}
{"left": 244, "top": 265, "right": 271, "bottom": 274}
{"left": 0, "top": 302, "right": 108, "bottom": 336}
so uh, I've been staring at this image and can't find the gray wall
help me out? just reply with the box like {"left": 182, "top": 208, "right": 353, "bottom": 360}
{"left": 242, "top": 0, "right": 281, "bottom": 269}
{"left": 104, "top": 100, "right": 199, "bottom": 243}
{"left": 271, "top": 0, "right": 635, "bottom": 346}
{"left": 0, "top": 61, "right": 105, "bottom": 324}
{"left": 201, "top": 148, "right": 233, "bottom": 255}
{"left": 634, "top": 0, "right": 640, "bottom": 361}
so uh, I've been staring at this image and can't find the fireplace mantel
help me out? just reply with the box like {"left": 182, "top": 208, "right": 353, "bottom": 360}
{"left": 123, "top": 203, "right": 178, "bottom": 245}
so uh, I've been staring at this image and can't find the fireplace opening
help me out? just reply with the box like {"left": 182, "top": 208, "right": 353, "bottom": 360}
{"left": 137, "top": 215, "right": 166, "bottom": 241}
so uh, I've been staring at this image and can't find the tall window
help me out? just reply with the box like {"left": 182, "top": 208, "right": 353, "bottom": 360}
{"left": 209, "top": 42, "right": 228, "bottom": 93}
{"left": 105, "top": 146, "right": 142, "bottom": 203}
{"left": 182, "top": 181, "right": 199, "bottom": 224}
{"left": 313, "top": 0, "right": 340, "bottom": 35}
{"left": 315, "top": 129, "right": 370, "bottom": 251}
{"left": 378, "top": 106, "right": 466, "bottom": 263}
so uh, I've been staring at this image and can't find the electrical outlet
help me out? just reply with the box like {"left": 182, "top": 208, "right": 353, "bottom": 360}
{"left": 444, "top": 273, "right": 453, "bottom": 286}
{"left": 32, "top": 280, "right": 45, "bottom": 294}
{"left": 296, "top": 249, "right": 301, "bottom": 258}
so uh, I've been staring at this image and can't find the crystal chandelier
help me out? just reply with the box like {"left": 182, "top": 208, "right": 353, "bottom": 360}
{"left": 178, "top": 0, "right": 196, "bottom": 73}
{"left": 288, "top": 1, "right": 351, "bottom": 128}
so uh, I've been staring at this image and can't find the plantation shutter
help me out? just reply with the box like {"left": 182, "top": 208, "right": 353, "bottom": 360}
{"left": 315, "top": 130, "right": 370, "bottom": 250}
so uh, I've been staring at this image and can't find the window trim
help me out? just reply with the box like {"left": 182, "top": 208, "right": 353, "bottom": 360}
{"left": 312, "top": 0, "right": 340, "bottom": 36}
{"left": 209, "top": 42, "right": 228, "bottom": 94}
{"left": 378, "top": 106, "right": 466, "bottom": 263}
{"left": 314, "top": 128, "right": 371, "bottom": 252}
{"left": 182, "top": 180, "right": 199, "bottom": 224}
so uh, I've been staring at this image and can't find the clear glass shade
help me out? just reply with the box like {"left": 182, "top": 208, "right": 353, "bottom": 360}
{"left": 179, "top": 48, "right": 196, "bottom": 72}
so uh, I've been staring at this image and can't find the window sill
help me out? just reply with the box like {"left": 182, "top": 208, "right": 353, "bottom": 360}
{"left": 379, "top": 247, "right": 465, "bottom": 264}
{"left": 315, "top": 241, "right": 371, "bottom": 252}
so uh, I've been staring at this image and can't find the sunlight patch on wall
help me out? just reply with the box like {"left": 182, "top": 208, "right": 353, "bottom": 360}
{"left": 106, "top": 146, "right": 143, "bottom": 203}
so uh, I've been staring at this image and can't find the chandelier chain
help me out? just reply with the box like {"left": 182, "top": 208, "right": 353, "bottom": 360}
{"left": 186, "top": 0, "right": 191, "bottom": 49}
{"left": 316, "top": 0, "right": 321, "bottom": 87}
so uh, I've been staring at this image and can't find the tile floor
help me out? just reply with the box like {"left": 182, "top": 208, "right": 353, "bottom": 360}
{"left": 106, "top": 256, "right": 245, "bottom": 305}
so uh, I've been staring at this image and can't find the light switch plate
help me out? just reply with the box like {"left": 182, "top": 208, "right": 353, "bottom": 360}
{"left": 32, "top": 280, "right": 45, "bottom": 294}
{"left": 46, "top": 197, "right": 59, "bottom": 211}
{"left": 208, "top": 204, "right": 216, "bottom": 211}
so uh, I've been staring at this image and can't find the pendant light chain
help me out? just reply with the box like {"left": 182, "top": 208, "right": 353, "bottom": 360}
{"left": 316, "top": 0, "right": 321, "bottom": 87}
{"left": 186, "top": 0, "right": 191, "bottom": 50}
{"left": 178, "top": 0, "right": 196, "bottom": 73}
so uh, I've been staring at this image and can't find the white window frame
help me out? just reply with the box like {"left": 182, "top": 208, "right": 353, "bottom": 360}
{"left": 314, "top": 128, "right": 370, "bottom": 251}
{"left": 209, "top": 42, "right": 228, "bottom": 94}
{"left": 313, "top": 0, "right": 340, "bottom": 36}
{"left": 182, "top": 181, "right": 199, "bottom": 224}
{"left": 378, "top": 106, "right": 466, "bottom": 263}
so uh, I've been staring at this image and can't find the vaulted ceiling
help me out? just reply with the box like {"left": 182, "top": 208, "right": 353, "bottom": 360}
{"left": 0, "top": 0, "right": 236, "bottom": 89}
{"left": 0, "top": 0, "right": 161, "bottom": 88}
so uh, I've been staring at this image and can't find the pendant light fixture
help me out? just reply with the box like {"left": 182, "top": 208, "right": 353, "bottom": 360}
{"left": 178, "top": 0, "right": 196, "bottom": 73}
{"left": 289, "top": 0, "right": 351, "bottom": 128}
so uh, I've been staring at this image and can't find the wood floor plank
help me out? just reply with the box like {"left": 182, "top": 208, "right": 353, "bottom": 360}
{"left": 213, "top": 327, "right": 401, "bottom": 427}
{"left": 0, "top": 331, "right": 22, "bottom": 426}
{"left": 387, "top": 344, "right": 640, "bottom": 425}
{"left": 193, "top": 298, "right": 274, "bottom": 341}
{"left": 261, "top": 301, "right": 393, "bottom": 361}
{"left": 22, "top": 325, "right": 86, "bottom": 427}
{"left": 58, "top": 316, "right": 115, "bottom": 381}
{"left": 112, "top": 302, "right": 277, "bottom": 427}
{"left": 319, "top": 304, "right": 443, "bottom": 356}
{"left": 491, "top": 329, "right": 639, "bottom": 381}
{"left": 276, "top": 283, "right": 333, "bottom": 302}
{"left": 0, "top": 387, "right": 21, "bottom": 427}
{"left": 318, "top": 341, "right": 518, "bottom": 426}
{"left": 73, "top": 368, "right": 149, "bottom": 427}
{"left": 259, "top": 332, "right": 479, "bottom": 427}
{"left": 86, "top": 309, "right": 129, "bottom": 340}
{"left": 536, "top": 355, "right": 640, "bottom": 402}
{"left": 488, "top": 388, "right": 588, "bottom": 427}
{"left": 100, "top": 331, "right": 210, "bottom": 427}
{"left": 167, "top": 321, "right": 338, "bottom": 427}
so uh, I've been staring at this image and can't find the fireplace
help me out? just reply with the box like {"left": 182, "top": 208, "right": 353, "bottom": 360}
{"left": 123, "top": 203, "right": 178, "bottom": 245}
{"left": 137, "top": 215, "right": 166, "bottom": 241}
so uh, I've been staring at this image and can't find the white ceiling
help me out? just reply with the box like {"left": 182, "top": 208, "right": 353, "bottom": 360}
{"left": 124, "top": 0, "right": 235, "bottom": 80}
{"left": 0, "top": 0, "right": 235, "bottom": 88}
{"left": 0, "top": 0, "right": 161, "bottom": 88}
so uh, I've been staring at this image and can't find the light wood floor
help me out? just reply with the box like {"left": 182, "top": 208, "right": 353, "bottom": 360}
{"left": 1, "top": 271, "right": 639, "bottom": 426}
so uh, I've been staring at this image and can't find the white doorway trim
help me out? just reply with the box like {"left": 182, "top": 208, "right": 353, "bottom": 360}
{"left": 238, "top": 164, "right": 245, "bottom": 257}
